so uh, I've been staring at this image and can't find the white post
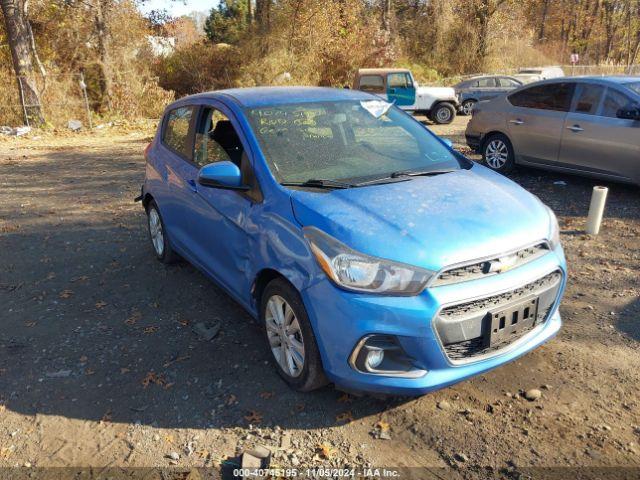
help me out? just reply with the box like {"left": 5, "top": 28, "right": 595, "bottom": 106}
{"left": 585, "top": 186, "right": 608, "bottom": 235}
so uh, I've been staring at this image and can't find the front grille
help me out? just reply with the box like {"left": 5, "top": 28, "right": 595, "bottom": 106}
{"left": 437, "top": 270, "right": 563, "bottom": 362}
{"left": 432, "top": 243, "right": 549, "bottom": 286}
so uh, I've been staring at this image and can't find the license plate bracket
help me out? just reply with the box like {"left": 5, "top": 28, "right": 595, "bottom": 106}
{"left": 485, "top": 296, "right": 539, "bottom": 347}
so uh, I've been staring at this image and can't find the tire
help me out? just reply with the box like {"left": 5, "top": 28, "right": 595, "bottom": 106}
{"left": 461, "top": 99, "right": 476, "bottom": 116}
{"left": 429, "top": 102, "right": 456, "bottom": 124}
{"left": 261, "top": 278, "right": 328, "bottom": 392}
{"left": 146, "top": 200, "right": 178, "bottom": 264}
{"left": 482, "top": 133, "right": 515, "bottom": 174}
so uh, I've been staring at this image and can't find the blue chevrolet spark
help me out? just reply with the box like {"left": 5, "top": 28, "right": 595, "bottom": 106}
{"left": 139, "top": 87, "right": 566, "bottom": 395}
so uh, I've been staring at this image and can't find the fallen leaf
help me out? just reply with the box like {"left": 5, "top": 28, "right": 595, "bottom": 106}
{"left": 85, "top": 368, "right": 95, "bottom": 375}
{"left": 244, "top": 410, "right": 263, "bottom": 424}
{"left": 259, "top": 391, "right": 274, "bottom": 399}
{"left": 294, "top": 403, "right": 305, "bottom": 412}
{"left": 120, "top": 368, "right": 130, "bottom": 374}
{"left": 79, "top": 355, "right": 88, "bottom": 363}
{"left": 59, "top": 289, "right": 74, "bottom": 299}
{"left": 375, "top": 420, "right": 390, "bottom": 432}
{"left": 95, "top": 301, "right": 107, "bottom": 309}
{"left": 317, "top": 443, "right": 334, "bottom": 459}
{"left": 141, "top": 371, "right": 167, "bottom": 388}
{"left": 143, "top": 326, "right": 159, "bottom": 334}
{"left": 225, "top": 394, "right": 237, "bottom": 406}
{"left": 71, "top": 275, "right": 89, "bottom": 282}
{"left": 177, "top": 318, "right": 190, "bottom": 326}
{"left": 24, "top": 321, "right": 36, "bottom": 328}
{"left": 336, "top": 411, "right": 354, "bottom": 423}
{"left": 125, "top": 310, "right": 141, "bottom": 325}
{"left": 100, "top": 409, "right": 112, "bottom": 424}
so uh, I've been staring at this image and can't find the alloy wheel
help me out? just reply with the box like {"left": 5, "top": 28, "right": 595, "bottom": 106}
{"left": 265, "top": 295, "right": 305, "bottom": 378}
{"left": 462, "top": 101, "right": 475, "bottom": 115}
{"left": 148, "top": 208, "right": 164, "bottom": 256}
{"left": 485, "top": 139, "right": 509, "bottom": 169}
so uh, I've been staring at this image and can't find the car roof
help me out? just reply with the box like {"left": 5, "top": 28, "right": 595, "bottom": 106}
{"left": 357, "top": 68, "right": 410, "bottom": 75}
{"left": 522, "top": 76, "right": 640, "bottom": 87}
{"left": 180, "top": 86, "right": 375, "bottom": 109}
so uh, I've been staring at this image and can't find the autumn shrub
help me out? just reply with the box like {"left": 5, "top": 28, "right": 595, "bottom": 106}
{"left": 154, "top": 42, "right": 243, "bottom": 97}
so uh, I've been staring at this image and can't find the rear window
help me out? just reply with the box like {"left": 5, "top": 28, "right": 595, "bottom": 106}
{"left": 601, "top": 88, "right": 632, "bottom": 118}
{"left": 359, "top": 75, "right": 384, "bottom": 93}
{"left": 508, "top": 83, "right": 575, "bottom": 112}
{"left": 477, "top": 77, "right": 496, "bottom": 87}
{"left": 163, "top": 106, "right": 194, "bottom": 158}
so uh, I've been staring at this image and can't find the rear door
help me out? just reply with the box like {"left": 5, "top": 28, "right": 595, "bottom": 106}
{"left": 473, "top": 77, "right": 500, "bottom": 101}
{"left": 506, "top": 82, "right": 575, "bottom": 164}
{"left": 156, "top": 105, "right": 198, "bottom": 252}
{"left": 387, "top": 72, "right": 416, "bottom": 107}
{"left": 559, "top": 84, "right": 639, "bottom": 181}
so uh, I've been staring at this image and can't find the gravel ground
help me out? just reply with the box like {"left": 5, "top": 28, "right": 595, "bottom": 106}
{"left": 0, "top": 116, "right": 639, "bottom": 478}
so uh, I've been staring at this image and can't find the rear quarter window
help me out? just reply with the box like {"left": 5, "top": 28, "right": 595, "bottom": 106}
{"left": 163, "top": 106, "right": 194, "bottom": 158}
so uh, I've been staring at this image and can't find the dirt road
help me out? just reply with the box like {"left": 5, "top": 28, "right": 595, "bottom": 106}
{"left": 1, "top": 117, "right": 639, "bottom": 478}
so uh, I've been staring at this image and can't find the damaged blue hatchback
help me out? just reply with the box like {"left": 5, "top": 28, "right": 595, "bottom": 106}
{"left": 139, "top": 87, "right": 566, "bottom": 395}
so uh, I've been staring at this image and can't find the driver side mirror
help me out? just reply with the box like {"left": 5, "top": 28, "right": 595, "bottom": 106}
{"left": 197, "top": 161, "right": 249, "bottom": 190}
{"left": 617, "top": 102, "right": 640, "bottom": 121}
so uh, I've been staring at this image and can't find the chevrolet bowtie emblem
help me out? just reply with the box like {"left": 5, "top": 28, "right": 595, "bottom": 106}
{"left": 487, "top": 254, "right": 518, "bottom": 274}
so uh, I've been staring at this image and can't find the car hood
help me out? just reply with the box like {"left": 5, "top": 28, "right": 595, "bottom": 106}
{"left": 290, "top": 165, "right": 551, "bottom": 272}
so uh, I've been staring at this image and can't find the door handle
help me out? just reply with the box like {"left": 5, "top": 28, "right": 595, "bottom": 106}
{"left": 567, "top": 125, "right": 584, "bottom": 132}
{"left": 509, "top": 119, "right": 524, "bottom": 125}
{"left": 187, "top": 179, "right": 197, "bottom": 192}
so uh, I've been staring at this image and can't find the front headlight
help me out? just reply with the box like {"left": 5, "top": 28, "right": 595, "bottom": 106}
{"left": 546, "top": 206, "right": 561, "bottom": 249}
{"left": 303, "top": 227, "right": 434, "bottom": 295}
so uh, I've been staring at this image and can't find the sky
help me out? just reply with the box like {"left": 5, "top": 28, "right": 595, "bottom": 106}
{"left": 138, "top": 0, "right": 217, "bottom": 17}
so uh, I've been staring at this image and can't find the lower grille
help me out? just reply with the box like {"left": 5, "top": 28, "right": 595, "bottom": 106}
{"left": 436, "top": 270, "right": 563, "bottom": 362}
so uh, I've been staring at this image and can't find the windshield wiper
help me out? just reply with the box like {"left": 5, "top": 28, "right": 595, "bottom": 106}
{"left": 390, "top": 168, "right": 456, "bottom": 178}
{"left": 280, "top": 178, "right": 355, "bottom": 189}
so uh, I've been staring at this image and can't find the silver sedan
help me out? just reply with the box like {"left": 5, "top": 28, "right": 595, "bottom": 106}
{"left": 465, "top": 76, "right": 640, "bottom": 186}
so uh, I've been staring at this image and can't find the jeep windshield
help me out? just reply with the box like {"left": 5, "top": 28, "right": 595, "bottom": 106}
{"left": 245, "top": 100, "right": 465, "bottom": 185}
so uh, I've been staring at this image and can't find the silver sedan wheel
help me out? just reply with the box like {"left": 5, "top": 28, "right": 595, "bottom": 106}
{"left": 265, "top": 295, "right": 305, "bottom": 378}
{"left": 435, "top": 106, "right": 452, "bottom": 123}
{"left": 485, "top": 139, "right": 509, "bottom": 169}
{"left": 148, "top": 208, "right": 164, "bottom": 256}
{"left": 462, "top": 100, "right": 475, "bottom": 115}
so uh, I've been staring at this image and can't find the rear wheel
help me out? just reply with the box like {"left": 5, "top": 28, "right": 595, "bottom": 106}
{"left": 146, "top": 200, "right": 178, "bottom": 264}
{"left": 261, "top": 278, "right": 328, "bottom": 392}
{"left": 461, "top": 99, "right": 476, "bottom": 116}
{"left": 429, "top": 102, "right": 456, "bottom": 124}
{"left": 482, "top": 133, "right": 515, "bottom": 173}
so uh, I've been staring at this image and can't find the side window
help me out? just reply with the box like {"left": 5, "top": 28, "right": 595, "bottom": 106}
{"left": 477, "top": 77, "right": 497, "bottom": 88}
{"left": 387, "top": 73, "right": 412, "bottom": 89}
{"left": 600, "top": 88, "right": 632, "bottom": 118}
{"left": 163, "top": 106, "right": 194, "bottom": 158}
{"left": 194, "top": 108, "right": 244, "bottom": 168}
{"left": 359, "top": 75, "right": 384, "bottom": 93}
{"left": 498, "top": 77, "right": 520, "bottom": 88}
{"left": 572, "top": 84, "right": 604, "bottom": 115}
{"left": 508, "top": 83, "right": 575, "bottom": 112}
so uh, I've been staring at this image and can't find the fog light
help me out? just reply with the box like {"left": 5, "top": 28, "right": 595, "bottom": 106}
{"left": 365, "top": 348, "right": 384, "bottom": 370}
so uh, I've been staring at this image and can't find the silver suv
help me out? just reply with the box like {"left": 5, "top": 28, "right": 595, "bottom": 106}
{"left": 465, "top": 77, "right": 640, "bottom": 185}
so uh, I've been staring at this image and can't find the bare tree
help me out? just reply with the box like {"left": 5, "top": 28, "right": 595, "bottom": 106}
{"left": 1, "top": 0, "right": 44, "bottom": 125}
{"left": 382, "top": 0, "right": 392, "bottom": 32}
{"left": 93, "top": 0, "right": 113, "bottom": 111}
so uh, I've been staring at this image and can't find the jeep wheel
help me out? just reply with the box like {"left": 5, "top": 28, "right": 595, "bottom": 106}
{"left": 430, "top": 103, "right": 456, "bottom": 124}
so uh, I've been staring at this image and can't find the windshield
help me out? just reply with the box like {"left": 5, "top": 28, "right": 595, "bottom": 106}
{"left": 623, "top": 81, "right": 640, "bottom": 96}
{"left": 246, "top": 100, "right": 463, "bottom": 184}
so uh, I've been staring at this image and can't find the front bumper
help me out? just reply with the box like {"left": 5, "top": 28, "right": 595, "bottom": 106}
{"left": 301, "top": 246, "right": 566, "bottom": 396}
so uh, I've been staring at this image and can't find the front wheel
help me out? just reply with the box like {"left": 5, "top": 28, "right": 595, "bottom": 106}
{"left": 461, "top": 99, "right": 476, "bottom": 116}
{"left": 261, "top": 278, "right": 328, "bottom": 392}
{"left": 482, "top": 133, "right": 515, "bottom": 173}
{"left": 429, "top": 102, "right": 456, "bottom": 124}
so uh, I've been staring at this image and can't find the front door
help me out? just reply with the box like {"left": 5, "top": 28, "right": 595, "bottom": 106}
{"left": 387, "top": 72, "right": 416, "bottom": 107}
{"left": 559, "top": 84, "right": 640, "bottom": 181}
{"left": 181, "top": 104, "right": 256, "bottom": 299}
{"left": 506, "top": 82, "right": 575, "bottom": 164}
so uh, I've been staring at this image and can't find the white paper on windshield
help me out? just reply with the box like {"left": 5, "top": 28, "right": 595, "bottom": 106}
{"left": 360, "top": 100, "right": 393, "bottom": 118}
